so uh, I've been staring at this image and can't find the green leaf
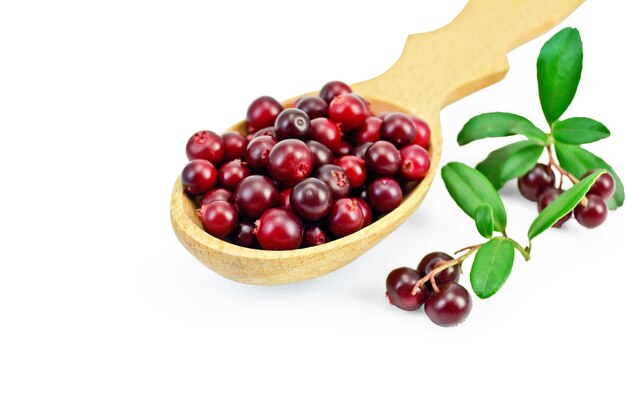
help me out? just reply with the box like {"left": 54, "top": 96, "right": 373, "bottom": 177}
{"left": 474, "top": 204, "right": 494, "bottom": 238}
{"left": 470, "top": 238, "right": 515, "bottom": 299}
{"left": 552, "top": 117, "right": 610, "bottom": 144}
{"left": 476, "top": 141, "right": 545, "bottom": 190}
{"left": 555, "top": 143, "right": 624, "bottom": 209}
{"left": 441, "top": 162, "right": 508, "bottom": 232}
{"left": 527, "top": 170, "right": 604, "bottom": 240}
{"left": 457, "top": 112, "right": 547, "bottom": 145}
{"left": 537, "top": 27, "right": 583, "bottom": 124}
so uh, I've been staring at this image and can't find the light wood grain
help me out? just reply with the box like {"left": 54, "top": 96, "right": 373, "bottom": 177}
{"left": 171, "top": 0, "right": 584, "bottom": 285}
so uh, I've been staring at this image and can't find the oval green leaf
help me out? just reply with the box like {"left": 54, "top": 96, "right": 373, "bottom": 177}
{"left": 476, "top": 141, "right": 545, "bottom": 190}
{"left": 474, "top": 204, "right": 494, "bottom": 238}
{"left": 441, "top": 162, "right": 507, "bottom": 232}
{"left": 552, "top": 117, "right": 610, "bottom": 144}
{"left": 555, "top": 143, "right": 624, "bottom": 210}
{"left": 527, "top": 169, "right": 604, "bottom": 240}
{"left": 537, "top": 27, "right": 583, "bottom": 124}
{"left": 470, "top": 238, "right": 515, "bottom": 299}
{"left": 457, "top": 112, "right": 547, "bottom": 145}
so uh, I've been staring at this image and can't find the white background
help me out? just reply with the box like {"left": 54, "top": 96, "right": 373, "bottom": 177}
{"left": 1, "top": 1, "right": 624, "bottom": 413}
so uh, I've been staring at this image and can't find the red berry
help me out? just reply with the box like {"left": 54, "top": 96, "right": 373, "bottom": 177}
{"left": 327, "top": 198, "right": 364, "bottom": 237}
{"left": 199, "top": 188, "right": 233, "bottom": 206}
{"left": 425, "top": 282, "right": 472, "bottom": 327}
{"left": 181, "top": 159, "right": 217, "bottom": 195}
{"left": 381, "top": 113, "right": 416, "bottom": 148}
{"left": 246, "top": 96, "right": 283, "bottom": 133}
{"left": 353, "top": 116, "right": 382, "bottom": 145}
{"left": 233, "top": 175, "right": 279, "bottom": 219}
{"left": 267, "top": 139, "right": 314, "bottom": 187}
{"left": 290, "top": 178, "right": 333, "bottom": 221}
{"left": 314, "top": 164, "right": 351, "bottom": 199}
{"left": 279, "top": 188, "right": 292, "bottom": 210}
{"left": 351, "top": 197, "right": 373, "bottom": 226}
{"left": 196, "top": 201, "right": 238, "bottom": 238}
{"left": 583, "top": 170, "right": 616, "bottom": 200}
{"left": 518, "top": 164, "right": 555, "bottom": 202}
{"left": 364, "top": 141, "right": 401, "bottom": 177}
{"left": 335, "top": 141, "right": 352, "bottom": 158}
{"left": 231, "top": 221, "right": 258, "bottom": 248}
{"left": 306, "top": 140, "right": 333, "bottom": 167}
{"left": 222, "top": 132, "right": 248, "bottom": 162}
{"left": 309, "top": 118, "right": 342, "bottom": 152}
{"left": 245, "top": 135, "right": 278, "bottom": 172}
{"left": 274, "top": 108, "right": 311, "bottom": 140}
{"left": 367, "top": 177, "right": 402, "bottom": 214}
{"left": 255, "top": 208, "right": 303, "bottom": 250}
{"left": 409, "top": 116, "right": 431, "bottom": 148}
{"left": 386, "top": 267, "right": 428, "bottom": 311}
{"left": 303, "top": 223, "right": 330, "bottom": 247}
{"left": 336, "top": 155, "right": 367, "bottom": 188}
{"left": 252, "top": 126, "right": 278, "bottom": 140}
{"left": 218, "top": 160, "right": 251, "bottom": 190}
{"left": 319, "top": 80, "right": 352, "bottom": 104}
{"left": 399, "top": 144, "right": 430, "bottom": 181}
{"left": 537, "top": 188, "right": 570, "bottom": 228}
{"left": 351, "top": 142, "right": 373, "bottom": 160}
{"left": 186, "top": 131, "right": 225, "bottom": 165}
{"left": 295, "top": 96, "right": 328, "bottom": 119}
{"left": 574, "top": 194, "right": 608, "bottom": 228}
{"left": 417, "top": 252, "right": 460, "bottom": 292}
{"left": 328, "top": 93, "right": 368, "bottom": 132}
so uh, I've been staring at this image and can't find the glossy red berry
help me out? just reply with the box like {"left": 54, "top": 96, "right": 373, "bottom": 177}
{"left": 309, "top": 118, "right": 342, "bottom": 152}
{"left": 399, "top": 144, "right": 430, "bottom": 181}
{"left": 328, "top": 93, "right": 368, "bottom": 131}
{"left": 279, "top": 188, "right": 292, "bottom": 210}
{"left": 252, "top": 126, "right": 278, "bottom": 140}
{"left": 306, "top": 140, "right": 333, "bottom": 167}
{"left": 583, "top": 170, "right": 616, "bottom": 200}
{"left": 381, "top": 113, "right": 416, "bottom": 148}
{"left": 255, "top": 208, "right": 303, "bottom": 250}
{"left": 181, "top": 159, "right": 217, "bottom": 195}
{"left": 351, "top": 197, "right": 373, "bottom": 226}
{"left": 386, "top": 267, "right": 428, "bottom": 311}
{"left": 274, "top": 108, "right": 311, "bottom": 140}
{"left": 245, "top": 135, "right": 278, "bottom": 171}
{"left": 303, "top": 223, "right": 330, "bottom": 247}
{"left": 246, "top": 96, "right": 283, "bottom": 133}
{"left": 218, "top": 160, "right": 251, "bottom": 190}
{"left": 409, "top": 116, "right": 431, "bottom": 148}
{"left": 319, "top": 80, "right": 352, "bottom": 104}
{"left": 186, "top": 131, "right": 225, "bottom": 165}
{"left": 196, "top": 201, "right": 238, "bottom": 238}
{"left": 327, "top": 198, "right": 364, "bottom": 237}
{"left": 574, "top": 194, "right": 608, "bottom": 228}
{"left": 222, "top": 131, "right": 248, "bottom": 162}
{"left": 290, "top": 178, "right": 333, "bottom": 221}
{"left": 518, "top": 163, "right": 555, "bottom": 202}
{"left": 314, "top": 164, "right": 350, "bottom": 199}
{"left": 425, "top": 282, "right": 472, "bottom": 327}
{"left": 367, "top": 178, "right": 402, "bottom": 214}
{"left": 537, "top": 188, "right": 570, "bottom": 228}
{"left": 336, "top": 155, "right": 367, "bottom": 189}
{"left": 417, "top": 252, "right": 460, "bottom": 292}
{"left": 233, "top": 175, "right": 279, "bottom": 219}
{"left": 231, "top": 221, "right": 258, "bottom": 248}
{"left": 353, "top": 116, "right": 382, "bottom": 145}
{"left": 351, "top": 142, "right": 373, "bottom": 160}
{"left": 199, "top": 188, "right": 233, "bottom": 206}
{"left": 335, "top": 141, "right": 352, "bottom": 158}
{"left": 364, "top": 141, "right": 401, "bottom": 176}
{"left": 295, "top": 96, "right": 328, "bottom": 119}
{"left": 267, "top": 139, "right": 314, "bottom": 187}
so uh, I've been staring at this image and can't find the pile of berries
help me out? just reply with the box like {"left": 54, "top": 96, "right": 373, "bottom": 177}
{"left": 518, "top": 163, "right": 615, "bottom": 228}
{"left": 180, "top": 81, "right": 432, "bottom": 250}
{"left": 386, "top": 252, "right": 472, "bottom": 327}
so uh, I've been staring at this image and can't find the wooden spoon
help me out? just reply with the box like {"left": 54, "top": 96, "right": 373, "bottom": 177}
{"left": 171, "top": 0, "right": 584, "bottom": 285}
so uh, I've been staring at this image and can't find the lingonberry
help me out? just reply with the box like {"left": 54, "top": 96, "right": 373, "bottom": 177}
{"left": 306, "top": 140, "right": 333, "bottom": 167}
{"left": 222, "top": 131, "right": 248, "bottom": 161}
{"left": 336, "top": 155, "right": 367, "bottom": 188}
{"left": 231, "top": 221, "right": 258, "bottom": 248}
{"left": 186, "top": 131, "right": 225, "bottom": 165}
{"left": 218, "top": 160, "right": 251, "bottom": 190}
{"left": 328, "top": 93, "right": 368, "bottom": 131}
{"left": 274, "top": 108, "right": 311, "bottom": 140}
{"left": 296, "top": 96, "right": 328, "bottom": 120}
{"left": 574, "top": 194, "right": 608, "bottom": 228}
{"left": 327, "top": 198, "right": 364, "bottom": 237}
{"left": 353, "top": 116, "right": 382, "bottom": 145}
{"left": 246, "top": 96, "right": 283, "bottom": 133}
{"left": 417, "top": 252, "right": 460, "bottom": 292}
{"left": 309, "top": 118, "right": 342, "bottom": 152}
{"left": 335, "top": 141, "right": 352, "bottom": 157}
{"left": 290, "top": 178, "right": 333, "bottom": 221}
{"left": 199, "top": 188, "right": 233, "bottom": 206}
{"left": 319, "top": 80, "right": 352, "bottom": 104}
{"left": 181, "top": 159, "right": 217, "bottom": 195}
{"left": 537, "top": 188, "right": 570, "bottom": 228}
{"left": 351, "top": 142, "right": 373, "bottom": 160}
{"left": 252, "top": 126, "right": 278, "bottom": 140}
{"left": 303, "top": 223, "right": 330, "bottom": 247}
{"left": 425, "top": 282, "right": 472, "bottom": 327}
{"left": 518, "top": 163, "right": 555, "bottom": 202}
{"left": 367, "top": 177, "right": 403, "bottom": 214}
{"left": 255, "top": 208, "right": 303, "bottom": 250}
{"left": 314, "top": 164, "right": 350, "bottom": 199}
{"left": 233, "top": 175, "right": 279, "bottom": 219}
{"left": 196, "top": 201, "right": 238, "bottom": 239}
{"left": 386, "top": 267, "right": 428, "bottom": 311}
{"left": 399, "top": 144, "right": 430, "bottom": 181}
{"left": 351, "top": 197, "right": 373, "bottom": 227}
{"left": 409, "top": 115, "right": 431, "bottom": 148}
{"left": 583, "top": 170, "right": 616, "bottom": 200}
{"left": 380, "top": 113, "right": 416, "bottom": 148}
{"left": 279, "top": 188, "right": 292, "bottom": 210}
{"left": 245, "top": 135, "right": 278, "bottom": 172}
{"left": 364, "top": 141, "right": 401, "bottom": 177}
{"left": 267, "top": 139, "right": 314, "bottom": 187}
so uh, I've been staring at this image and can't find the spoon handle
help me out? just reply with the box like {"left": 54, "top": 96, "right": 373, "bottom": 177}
{"left": 354, "top": 0, "right": 585, "bottom": 115}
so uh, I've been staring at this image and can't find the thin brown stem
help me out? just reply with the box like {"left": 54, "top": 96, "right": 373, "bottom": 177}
{"left": 547, "top": 144, "right": 579, "bottom": 185}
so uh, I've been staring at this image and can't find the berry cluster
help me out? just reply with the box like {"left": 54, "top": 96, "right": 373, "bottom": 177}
{"left": 519, "top": 163, "right": 615, "bottom": 229}
{"left": 386, "top": 252, "right": 472, "bottom": 327}
{"left": 180, "top": 81, "right": 432, "bottom": 250}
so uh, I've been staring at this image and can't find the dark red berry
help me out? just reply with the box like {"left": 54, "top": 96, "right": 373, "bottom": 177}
{"left": 351, "top": 142, "right": 373, "bottom": 160}
{"left": 279, "top": 188, "right": 292, "bottom": 210}
{"left": 518, "top": 164, "right": 555, "bottom": 202}
{"left": 255, "top": 208, "right": 303, "bottom": 250}
{"left": 319, "top": 80, "right": 352, "bottom": 104}
{"left": 583, "top": 170, "right": 616, "bottom": 200}
{"left": 246, "top": 96, "right": 283, "bottom": 133}
{"left": 574, "top": 194, "right": 608, "bottom": 228}
{"left": 221, "top": 131, "right": 248, "bottom": 162}
{"left": 537, "top": 188, "right": 570, "bottom": 228}
{"left": 409, "top": 116, "right": 431, "bottom": 148}
{"left": 295, "top": 96, "right": 328, "bottom": 119}
{"left": 386, "top": 267, "right": 428, "bottom": 311}
{"left": 367, "top": 177, "right": 402, "bottom": 214}
{"left": 417, "top": 252, "right": 460, "bottom": 292}
{"left": 274, "top": 108, "right": 311, "bottom": 140}
{"left": 253, "top": 126, "right": 278, "bottom": 140}
{"left": 218, "top": 160, "right": 251, "bottom": 190}
{"left": 181, "top": 159, "right": 217, "bottom": 195}
{"left": 335, "top": 141, "right": 352, "bottom": 157}
{"left": 233, "top": 175, "right": 279, "bottom": 219}
{"left": 328, "top": 93, "right": 368, "bottom": 132}
{"left": 336, "top": 155, "right": 367, "bottom": 189}
{"left": 196, "top": 201, "right": 238, "bottom": 238}
{"left": 381, "top": 113, "right": 416, "bottom": 148}
{"left": 351, "top": 197, "right": 373, "bottom": 226}
{"left": 399, "top": 144, "right": 430, "bottom": 181}
{"left": 306, "top": 140, "right": 333, "bottom": 167}
{"left": 353, "top": 116, "right": 382, "bottom": 145}
{"left": 314, "top": 164, "right": 350, "bottom": 199}
{"left": 290, "top": 178, "right": 333, "bottom": 221}
{"left": 199, "top": 188, "right": 233, "bottom": 206}
{"left": 376, "top": 112, "right": 390, "bottom": 120}
{"left": 309, "top": 118, "right": 342, "bottom": 152}
{"left": 364, "top": 141, "right": 401, "bottom": 176}
{"left": 245, "top": 135, "right": 278, "bottom": 171}
{"left": 186, "top": 131, "right": 225, "bottom": 165}
{"left": 425, "top": 282, "right": 472, "bottom": 327}
{"left": 231, "top": 221, "right": 258, "bottom": 248}
{"left": 327, "top": 198, "right": 364, "bottom": 237}
{"left": 303, "top": 223, "right": 330, "bottom": 247}
{"left": 267, "top": 139, "right": 314, "bottom": 187}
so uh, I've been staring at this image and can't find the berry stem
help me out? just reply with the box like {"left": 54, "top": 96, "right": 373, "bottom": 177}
{"left": 412, "top": 244, "right": 482, "bottom": 295}
{"left": 547, "top": 144, "right": 579, "bottom": 185}
{"left": 503, "top": 236, "right": 531, "bottom": 261}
